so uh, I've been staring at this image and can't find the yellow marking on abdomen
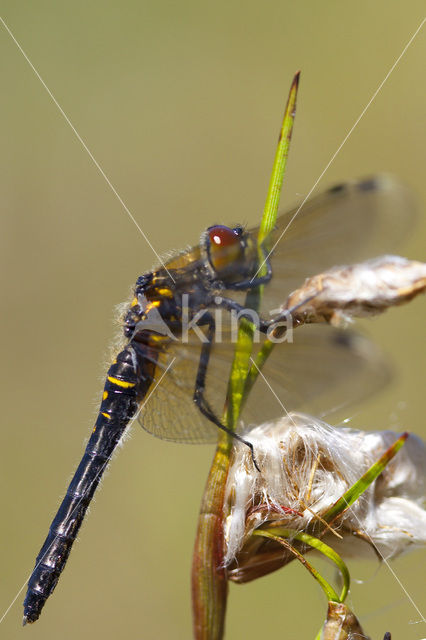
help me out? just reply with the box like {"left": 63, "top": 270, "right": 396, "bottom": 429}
{"left": 145, "top": 301, "right": 160, "bottom": 311}
{"left": 156, "top": 288, "right": 173, "bottom": 298}
{"left": 147, "top": 333, "right": 168, "bottom": 344}
{"left": 102, "top": 412, "right": 111, "bottom": 420}
{"left": 131, "top": 297, "right": 138, "bottom": 307}
{"left": 107, "top": 376, "right": 136, "bottom": 389}
{"left": 103, "top": 391, "right": 108, "bottom": 400}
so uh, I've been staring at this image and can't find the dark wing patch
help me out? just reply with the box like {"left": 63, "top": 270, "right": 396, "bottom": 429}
{"left": 248, "top": 176, "right": 415, "bottom": 313}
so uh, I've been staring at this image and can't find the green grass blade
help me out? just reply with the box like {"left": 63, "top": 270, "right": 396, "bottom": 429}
{"left": 258, "top": 71, "right": 300, "bottom": 246}
{"left": 253, "top": 529, "right": 341, "bottom": 602}
{"left": 224, "top": 72, "right": 300, "bottom": 429}
{"left": 267, "top": 527, "right": 350, "bottom": 602}
{"left": 324, "top": 432, "right": 409, "bottom": 524}
{"left": 193, "top": 74, "right": 300, "bottom": 640}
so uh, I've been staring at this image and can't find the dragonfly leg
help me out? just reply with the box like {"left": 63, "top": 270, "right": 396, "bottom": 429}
{"left": 216, "top": 292, "right": 321, "bottom": 340}
{"left": 193, "top": 312, "right": 261, "bottom": 471}
{"left": 213, "top": 296, "right": 270, "bottom": 334}
{"left": 225, "top": 243, "right": 272, "bottom": 290}
{"left": 266, "top": 293, "right": 320, "bottom": 326}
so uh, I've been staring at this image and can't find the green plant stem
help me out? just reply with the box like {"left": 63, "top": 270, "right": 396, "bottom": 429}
{"left": 262, "top": 527, "right": 350, "bottom": 602}
{"left": 253, "top": 529, "right": 341, "bottom": 602}
{"left": 191, "top": 73, "right": 300, "bottom": 640}
{"left": 191, "top": 432, "right": 232, "bottom": 640}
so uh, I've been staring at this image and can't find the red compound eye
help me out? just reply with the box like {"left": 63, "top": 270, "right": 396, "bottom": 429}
{"left": 207, "top": 225, "right": 244, "bottom": 273}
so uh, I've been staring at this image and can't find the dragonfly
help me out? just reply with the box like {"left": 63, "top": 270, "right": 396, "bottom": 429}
{"left": 23, "top": 175, "right": 413, "bottom": 623}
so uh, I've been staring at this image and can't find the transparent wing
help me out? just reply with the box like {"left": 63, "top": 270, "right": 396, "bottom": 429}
{"left": 250, "top": 175, "right": 416, "bottom": 313}
{"left": 237, "top": 325, "right": 390, "bottom": 426}
{"left": 137, "top": 175, "right": 408, "bottom": 443}
{"left": 137, "top": 340, "right": 219, "bottom": 444}
{"left": 137, "top": 324, "right": 390, "bottom": 443}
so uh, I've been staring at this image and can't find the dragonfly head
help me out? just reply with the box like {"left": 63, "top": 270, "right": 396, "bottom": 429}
{"left": 203, "top": 224, "right": 255, "bottom": 284}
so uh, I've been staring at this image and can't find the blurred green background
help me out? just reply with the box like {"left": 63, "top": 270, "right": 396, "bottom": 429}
{"left": 1, "top": 2, "right": 425, "bottom": 639}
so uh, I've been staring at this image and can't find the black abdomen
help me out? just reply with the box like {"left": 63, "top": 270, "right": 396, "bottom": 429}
{"left": 23, "top": 344, "right": 154, "bottom": 624}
